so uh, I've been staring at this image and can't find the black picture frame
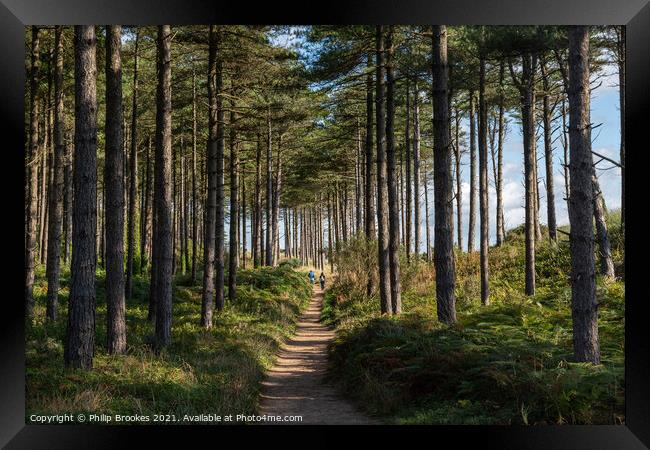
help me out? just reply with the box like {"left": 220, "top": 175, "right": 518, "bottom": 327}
{"left": 1, "top": 1, "right": 648, "bottom": 448}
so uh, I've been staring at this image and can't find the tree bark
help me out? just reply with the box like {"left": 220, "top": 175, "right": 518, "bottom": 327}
{"left": 385, "top": 27, "right": 401, "bottom": 314}
{"left": 478, "top": 43, "right": 490, "bottom": 306}
{"left": 512, "top": 53, "right": 537, "bottom": 296}
{"left": 201, "top": 26, "right": 219, "bottom": 327}
{"left": 562, "top": 98, "right": 570, "bottom": 212}
{"left": 618, "top": 27, "right": 625, "bottom": 234}
{"left": 25, "top": 26, "right": 40, "bottom": 319}
{"left": 63, "top": 134, "right": 73, "bottom": 265}
{"left": 64, "top": 25, "right": 98, "bottom": 369}
{"left": 355, "top": 119, "right": 363, "bottom": 236}
{"left": 495, "top": 61, "right": 506, "bottom": 246}
{"left": 104, "top": 25, "right": 127, "bottom": 354}
{"left": 413, "top": 76, "right": 421, "bottom": 257}
{"left": 153, "top": 25, "right": 173, "bottom": 349}
{"left": 265, "top": 109, "right": 274, "bottom": 266}
{"left": 253, "top": 133, "right": 262, "bottom": 267}
{"left": 191, "top": 67, "right": 198, "bottom": 283}
{"left": 182, "top": 142, "right": 190, "bottom": 273}
{"left": 125, "top": 28, "right": 139, "bottom": 299}
{"left": 214, "top": 32, "right": 226, "bottom": 312}
{"left": 242, "top": 160, "right": 248, "bottom": 267}
{"left": 364, "top": 52, "right": 376, "bottom": 297}
{"left": 142, "top": 136, "right": 153, "bottom": 275}
{"left": 45, "top": 26, "right": 65, "bottom": 321}
{"left": 540, "top": 59, "right": 557, "bottom": 242}
{"left": 567, "top": 25, "right": 600, "bottom": 364}
{"left": 375, "top": 26, "right": 391, "bottom": 315}
{"left": 432, "top": 25, "right": 457, "bottom": 324}
{"left": 43, "top": 62, "right": 55, "bottom": 267}
{"left": 468, "top": 91, "right": 477, "bottom": 253}
{"left": 405, "top": 77, "right": 412, "bottom": 262}
{"left": 272, "top": 134, "right": 283, "bottom": 264}
{"left": 453, "top": 107, "right": 463, "bottom": 250}
{"left": 228, "top": 93, "right": 239, "bottom": 302}
{"left": 423, "top": 159, "right": 431, "bottom": 261}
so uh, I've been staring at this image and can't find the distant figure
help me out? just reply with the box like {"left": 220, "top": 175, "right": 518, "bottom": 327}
{"left": 308, "top": 270, "right": 315, "bottom": 285}
{"left": 319, "top": 272, "right": 326, "bottom": 290}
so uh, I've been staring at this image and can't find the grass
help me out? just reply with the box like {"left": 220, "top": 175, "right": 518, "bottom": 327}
{"left": 26, "top": 261, "right": 311, "bottom": 424}
{"left": 323, "top": 211, "right": 625, "bottom": 425}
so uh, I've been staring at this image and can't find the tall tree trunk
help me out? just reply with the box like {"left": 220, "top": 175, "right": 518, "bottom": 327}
{"left": 399, "top": 144, "right": 404, "bottom": 245}
{"left": 126, "top": 29, "right": 139, "bottom": 299}
{"left": 423, "top": 160, "right": 431, "bottom": 261}
{"left": 143, "top": 136, "right": 153, "bottom": 275}
{"left": 63, "top": 134, "right": 73, "bottom": 265}
{"left": 532, "top": 76, "right": 542, "bottom": 244}
{"left": 405, "top": 77, "right": 412, "bottom": 262}
{"left": 265, "top": 109, "right": 273, "bottom": 266}
{"left": 228, "top": 94, "right": 239, "bottom": 302}
{"left": 567, "top": 25, "right": 600, "bottom": 364}
{"left": 41, "top": 64, "right": 53, "bottom": 267}
{"left": 453, "top": 107, "right": 463, "bottom": 250}
{"left": 340, "top": 183, "right": 348, "bottom": 243}
{"left": 413, "top": 76, "right": 421, "bottom": 258}
{"left": 540, "top": 59, "right": 557, "bottom": 242}
{"left": 355, "top": 119, "right": 363, "bottom": 235}
{"left": 45, "top": 26, "right": 64, "bottom": 321}
{"left": 101, "top": 183, "right": 106, "bottom": 268}
{"left": 562, "top": 97, "right": 570, "bottom": 213}
{"left": 618, "top": 26, "right": 625, "bottom": 234}
{"left": 242, "top": 160, "right": 247, "bottom": 267}
{"left": 495, "top": 61, "right": 506, "bottom": 246}
{"left": 171, "top": 144, "right": 177, "bottom": 276}
{"left": 253, "top": 133, "right": 262, "bottom": 268}
{"left": 104, "top": 26, "right": 127, "bottom": 354}
{"left": 364, "top": 52, "right": 376, "bottom": 296}
{"left": 64, "top": 25, "right": 98, "bottom": 369}
{"left": 272, "top": 135, "right": 283, "bottom": 264}
{"left": 327, "top": 195, "right": 334, "bottom": 272}
{"left": 139, "top": 138, "right": 146, "bottom": 271}
{"left": 376, "top": 26, "right": 391, "bottom": 315}
{"left": 432, "top": 25, "right": 457, "bottom": 324}
{"left": 153, "top": 25, "right": 173, "bottom": 349}
{"left": 478, "top": 45, "right": 490, "bottom": 306}
{"left": 214, "top": 32, "right": 226, "bottom": 312}
{"left": 283, "top": 208, "right": 290, "bottom": 260}
{"left": 148, "top": 140, "right": 158, "bottom": 322}
{"left": 25, "top": 26, "right": 40, "bottom": 318}
{"left": 385, "top": 27, "right": 401, "bottom": 314}
{"left": 511, "top": 53, "right": 537, "bottom": 296}
{"left": 182, "top": 143, "right": 189, "bottom": 273}
{"left": 468, "top": 91, "right": 477, "bottom": 253}
{"left": 191, "top": 67, "right": 198, "bottom": 283}
{"left": 201, "top": 26, "right": 219, "bottom": 327}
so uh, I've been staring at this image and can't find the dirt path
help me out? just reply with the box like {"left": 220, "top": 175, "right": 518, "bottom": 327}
{"left": 257, "top": 285, "right": 378, "bottom": 425}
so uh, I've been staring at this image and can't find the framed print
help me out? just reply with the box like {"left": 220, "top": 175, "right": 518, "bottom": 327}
{"left": 1, "top": 0, "right": 648, "bottom": 448}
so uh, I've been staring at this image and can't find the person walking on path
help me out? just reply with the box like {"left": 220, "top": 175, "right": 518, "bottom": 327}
{"left": 319, "top": 272, "right": 326, "bottom": 290}
{"left": 308, "top": 270, "right": 315, "bottom": 285}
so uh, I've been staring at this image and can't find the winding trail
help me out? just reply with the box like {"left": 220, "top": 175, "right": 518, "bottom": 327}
{"left": 257, "top": 285, "right": 378, "bottom": 425}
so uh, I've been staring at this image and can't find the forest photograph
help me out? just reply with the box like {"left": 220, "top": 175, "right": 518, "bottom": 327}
{"left": 23, "top": 24, "right": 625, "bottom": 426}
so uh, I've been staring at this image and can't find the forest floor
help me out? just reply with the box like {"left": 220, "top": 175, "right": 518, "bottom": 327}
{"left": 257, "top": 285, "right": 379, "bottom": 425}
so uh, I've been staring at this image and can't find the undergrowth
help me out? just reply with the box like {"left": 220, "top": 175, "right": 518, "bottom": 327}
{"left": 324, "top": 211, "right": 625, "bottom": 425}
{"left": 26, "top": 264, "right": 311, "bottom": 424}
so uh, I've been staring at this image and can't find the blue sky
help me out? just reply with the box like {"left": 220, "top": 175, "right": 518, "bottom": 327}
{"left": 446, "top": 65, "right": 622, "bottom": 250}
{"left": 249, "top": 28, "right": 623, "bottom": 253}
